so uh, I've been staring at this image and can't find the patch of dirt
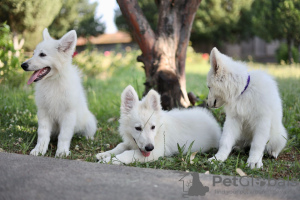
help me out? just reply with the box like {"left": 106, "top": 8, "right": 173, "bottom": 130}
{"left": 277, "top": 147, "right": 300, "bottom": 162}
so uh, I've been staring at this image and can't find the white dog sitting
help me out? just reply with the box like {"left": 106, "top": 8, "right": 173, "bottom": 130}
{"left": 96, "top": 85, "right": 221, "bottom": 165}
{"left": 206, "top": 47, "right": 287, "bottom": 168}
{"left": 21, "top": 28, "right": 97, "bottom": 157}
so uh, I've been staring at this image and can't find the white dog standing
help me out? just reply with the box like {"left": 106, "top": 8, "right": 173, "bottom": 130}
{"left": 21, "top": 28, "right": 97, "bottom": 157}
{"left": 207, "top": 47, "right": 287, "bottom": 168}
{"left": 96, "top": 85, "right": 221, "bottom": 165}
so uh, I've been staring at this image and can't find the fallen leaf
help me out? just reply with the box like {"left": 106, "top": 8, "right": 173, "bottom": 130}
{"left": 107, "top": 117, "right": 117, "bottom": 123}
{"left": 190, "top": 151, "right": 198, "bottom": 164}
{"left": 236, "top": 168, "right": 247, "bottom": 176}
{"left": 204, "top": 171, "right": 210, "bottom": 175}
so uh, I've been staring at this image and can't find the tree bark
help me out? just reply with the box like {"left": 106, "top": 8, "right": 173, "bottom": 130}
{"left": 117, "top": 0, "right": 201, "bottom": 110}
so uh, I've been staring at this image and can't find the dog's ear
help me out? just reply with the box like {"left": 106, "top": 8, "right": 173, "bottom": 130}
{"left": 121, "top": 85, "right": 139, "bottom": 114}
{"left": 146, "top": 89, "right": 161, "bottom": 111}
{"left": 43, "top": 28, "right": 51, "bottom": 41}
{"left": 58, "top": 30, "right": 77, "bottom": 54}
{"left": 210, "top": 47, "right": 220, "bottom": 74}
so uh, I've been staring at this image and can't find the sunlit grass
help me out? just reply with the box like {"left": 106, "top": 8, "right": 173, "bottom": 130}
{"left": 186, "top": 61, "right": 300, "bottom": 78}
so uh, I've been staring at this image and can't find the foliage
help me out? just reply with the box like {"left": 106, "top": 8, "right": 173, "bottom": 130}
{"left": 74, "top": 0, "right": 104, "bottom": 37}
{"left": 0, "top": 23, "right": 26, "bottom": 87}
{"left": 0, "top": 0, "right": 63, "bottom": 50}
{"left": 191, "top": 0, "right": 254, "bottom": 46}
{"left": 0, "top": 0, "right": 104, "bottom": 50}
{"left": 73, "top": 47, "right": 140, "bottom": 79}
{"left": 252, "top": 0, "right": 300, "bottom": 63}
{"left": 116, "top": 0, "right": 158, "bottom": 32}
{"left": 276, "top": 43, "right": 299, "bottom": 64}
{"left": 49, "top": 0, "right": 104, "bottom": 38}
{"left": 252, "top": 0, "right": 300, "bottom": 42}
{"left": 48, "top": 0, "right": 83, "bottom": 38}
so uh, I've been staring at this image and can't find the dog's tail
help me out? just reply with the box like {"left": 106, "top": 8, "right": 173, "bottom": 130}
{"left": 266, "top": 123, "right": 288, "bottom": 158}
{"left": 83, "top": 111, "right": 97, "bottom": 140}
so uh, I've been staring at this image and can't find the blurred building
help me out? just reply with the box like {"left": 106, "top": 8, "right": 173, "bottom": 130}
{"left": 77, "top": 32, "right": 280, "bottom": 63}
{"left": 224, "top": 37, "right": 280, "bottom": 62}
{"left": 76, "top": 31, "right": 138, "bottom": 52}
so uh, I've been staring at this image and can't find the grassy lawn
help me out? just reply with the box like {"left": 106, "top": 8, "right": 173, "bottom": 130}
{"left": 0, "top": 50, "right": 299, "bottom": 181}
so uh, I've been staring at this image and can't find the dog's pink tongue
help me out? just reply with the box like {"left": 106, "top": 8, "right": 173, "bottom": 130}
{"left": 27, "top": 69, "right": 42, "bottom": 85}
{"left": 141, "top": 151, "right": 151, "bottom": 157}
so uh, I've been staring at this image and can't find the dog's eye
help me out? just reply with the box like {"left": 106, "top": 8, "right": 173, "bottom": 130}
{"left": 39, "top": 53, "right": 46, "bottom": 57}
{"left": 151, "top": 125, "right": 155, "bottom": 130}
{"left": 135, "top": 126, "right": 142, "bottom": 131}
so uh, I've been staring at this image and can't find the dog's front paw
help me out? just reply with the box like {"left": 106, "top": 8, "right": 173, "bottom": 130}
{"left": 98, "top": 156, "right": 123, "bottom": 165}
{"left": 247, "top": 157, "right": 263, "bottom": 169}
{"left": 208, "top": 154, "right": 227, "bottom": 163}
{"left": 267, "top": 149, "right": 279, "bottom": 159}
{"left": 96, "top": 152, "right": 112, "bottom": 160}
{"left": 55, "top": 148, "right": 70, "bottom": 158}
{"left": 30, "top": 148, "right": 46, "bottom": 156}
{"left": 98, "top": 156, "right": 110, "bottom": 163}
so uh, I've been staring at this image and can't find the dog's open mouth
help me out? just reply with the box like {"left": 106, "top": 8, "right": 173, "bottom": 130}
{"left": 132, "top": 137, "right": 151, "bottom": 157}
{"left": 27, "top": 67, "right": 51, "bottom": 85}
{"left": 140, "top": 150, "right": 151, "bottom": 157}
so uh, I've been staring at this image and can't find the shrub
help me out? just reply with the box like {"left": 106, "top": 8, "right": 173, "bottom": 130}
{"left": 275, "top": 43, "right": 299, "bottom": 64}
{"left": 0, "top": 23, "right": 26, "bottom": 87}
{"left": 73, "top": 48, "right": 141, "bottom": 79}
{"left": 185, "top": 46, "right": 210, "bottom": 65}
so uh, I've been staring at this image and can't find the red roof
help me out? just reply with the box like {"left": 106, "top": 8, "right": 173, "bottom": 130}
{"left": 77, "top": 31, "right": 132, "bottom": 46}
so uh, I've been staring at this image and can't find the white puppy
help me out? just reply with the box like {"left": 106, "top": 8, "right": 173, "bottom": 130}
{"left": 96, "top": 85, "right": 221, "bottom": 165}
{"left": 21, "top": 28, "right": 97, "bottom": 157}
{"left": 207, "top": 47, "right": 287, "bottom": 168}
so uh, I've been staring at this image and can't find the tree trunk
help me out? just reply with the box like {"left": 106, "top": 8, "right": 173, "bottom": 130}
{"left": 117, "top": 0, "right": 201, "bottom": 110}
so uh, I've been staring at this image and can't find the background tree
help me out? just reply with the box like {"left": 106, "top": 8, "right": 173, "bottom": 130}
{"left": 116, "top": 0, "right": 254, "bottom": 52}
{"left": 49, "top": 0, "right": 104, "bottom": 38}
{"left": 48, "top": 0, "right": 82, "bottom": 38}
{"left": 0, "top": 0, "right": 104, "bottom": 50}
{"left": 116, "top": 0, "right": 202, "bottom": 110}
{"left": 0, "top": 0, "right": 62, "bottom": 50}
{"left": 116, "top": 0, "right": 158, "bottom": 32}
{"left": 73, "top": 0, "right": 105, "bottom": 37}
{"left": 190, "top": 0, "right": 254, "bottom": 50}
{"left": 252, "top": 0, "right": 300, "bottom": 64}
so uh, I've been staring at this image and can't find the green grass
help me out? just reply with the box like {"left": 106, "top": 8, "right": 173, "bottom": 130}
{"left": 0, "top": 52, "right": 299, "bottom": 181}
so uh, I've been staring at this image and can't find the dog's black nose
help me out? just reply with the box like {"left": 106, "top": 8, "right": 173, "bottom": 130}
{"left": 145, "top": 144, "right": 154, "bottom": 152}
{"left": 21, "top": 62, "right": 29, "bottom": 71}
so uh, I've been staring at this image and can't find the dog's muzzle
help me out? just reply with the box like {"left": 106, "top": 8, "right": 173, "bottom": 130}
{"left": 21, "top": 62, "right": 29, "bottom": 71}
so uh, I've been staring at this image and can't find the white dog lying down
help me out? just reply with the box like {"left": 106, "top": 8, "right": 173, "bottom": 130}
{"left": 96, "top": 85, "right": 221, "bottom": 164}
{"left": 207, "top": 47, "right": 287, "bottom": 169}
{"left": 21, "top": 29, "right": 97, "bottom": 157}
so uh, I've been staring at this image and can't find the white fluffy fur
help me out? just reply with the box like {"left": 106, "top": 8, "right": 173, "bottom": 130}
{"left": 96, "top": 85, "right": 221, "bottom": 165}
{"left": 22, "top": 28, "right": 97, "bottom": 157}
{"left": 207, "top": 47, "right": 287, "bottom": 169}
